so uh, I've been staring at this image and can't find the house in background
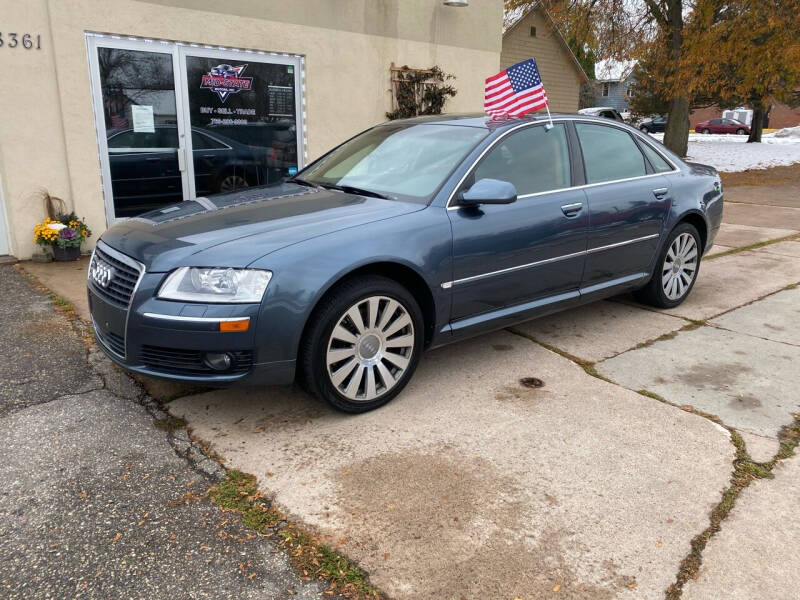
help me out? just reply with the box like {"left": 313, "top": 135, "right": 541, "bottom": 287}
{"left": 594, "top": 59, "right": 637, "bottom": 114}
{"left": 502, "top": 4, "right": 590, "bottom": 112}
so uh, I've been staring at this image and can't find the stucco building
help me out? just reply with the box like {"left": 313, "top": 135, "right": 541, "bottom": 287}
{"left": 501, "top": 5, "right": 589, "bottom": 113}
{"left": 0, "top": 0, "right": 502, "bottom": 259}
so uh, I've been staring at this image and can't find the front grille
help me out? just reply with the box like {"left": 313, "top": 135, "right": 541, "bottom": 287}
{"left": 140, "top": 346, "right": 254, "bottom": 376}
{"left": 89, "top": 246, "right": 142, "bottom": 309}
{"left": 93, "top": 320, "right": 126, "bottom": 358}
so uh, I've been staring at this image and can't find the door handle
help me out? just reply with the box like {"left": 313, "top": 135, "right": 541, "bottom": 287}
{"left": 561, "top": 202, "right": 583, "bottom": 217}
{"left": 177, "top": 145, "right": 186, "bottom": 172}
{"left": 653, "top": 187, "right": 669, "bottom": 198}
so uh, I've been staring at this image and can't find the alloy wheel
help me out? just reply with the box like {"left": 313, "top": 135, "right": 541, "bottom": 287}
{"left": 662, "top": 233, "right": 698, "bottom": 300}
{"left": 219, "top": 175, "right": 249, "bottom": 193}
{"left": 326, "top": 295, "right": 415, "bottom": 402}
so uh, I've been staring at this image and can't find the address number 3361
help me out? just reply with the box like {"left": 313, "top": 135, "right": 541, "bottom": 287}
{"left": 0, "top": 32, "right": 42, "bottom": 50}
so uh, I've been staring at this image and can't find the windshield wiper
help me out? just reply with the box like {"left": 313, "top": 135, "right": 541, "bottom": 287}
{"left": 320, "top": 184, "right": 390, "bottom": 200}
{"left": 287, "top": 177, "right": 321, "bottom": 189}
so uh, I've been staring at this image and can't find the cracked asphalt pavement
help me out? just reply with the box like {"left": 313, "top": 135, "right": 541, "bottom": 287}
{"left": 0, "top": 265, "right": 331, "bottom": 599}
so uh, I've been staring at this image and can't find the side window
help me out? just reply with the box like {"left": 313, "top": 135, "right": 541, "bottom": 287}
{"left": 575, "top": 123, "right": 647, "bottom": 184}
{"left": 472, "top": 124, "right": 571, "bottom": 196}
{"left": 710, "top": 119, "right": 722, "bottom": 125}
{"left": 192, "top": 131, "right": 227, "bottom": 150}
{"left": 639, "top": 142, "right": 674, "bottom": 173}
{"left": 107, "top": 128, "right": 175, "bottom": 150}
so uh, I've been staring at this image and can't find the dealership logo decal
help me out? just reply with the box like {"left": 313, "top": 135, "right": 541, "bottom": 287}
{"left": 200, "top": 64, "right": 253, "bottom": 102}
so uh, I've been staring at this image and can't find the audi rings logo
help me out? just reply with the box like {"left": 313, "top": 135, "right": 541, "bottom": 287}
{"left": 90, "top": 257, "right": 115, "bottom": 289}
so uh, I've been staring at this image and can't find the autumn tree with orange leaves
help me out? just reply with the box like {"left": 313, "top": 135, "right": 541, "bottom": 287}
{"left": 505, "top": 0, "right": 800, "bottom": 154}
{"left": 683, "top": 0, "right": 800, "bottom": 143}
{"left": 506, "top": 0, "right": 696, "bottom": 156}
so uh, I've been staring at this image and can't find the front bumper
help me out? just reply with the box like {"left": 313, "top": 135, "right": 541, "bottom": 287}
{"left": 87, "top": 241, "right": 295, "bottom": 387}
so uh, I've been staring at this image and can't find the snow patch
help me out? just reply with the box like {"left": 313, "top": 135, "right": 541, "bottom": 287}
{"left": 650, "top": 132, "right": 800, "bottom": 172}
{"left": 775, "top": 126, "right": 800, "bottom": 139}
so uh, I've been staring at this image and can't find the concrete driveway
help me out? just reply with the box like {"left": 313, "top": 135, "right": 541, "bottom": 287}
{"left": 168, "top": 225, "right": 800, "bottom": 596}
{"left": 19, "top": 180, "right": 800, "bottom": 599}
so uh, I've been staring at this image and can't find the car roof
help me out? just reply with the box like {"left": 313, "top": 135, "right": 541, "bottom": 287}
{"left": 377, "top": 112, "right": 627, "bottom": 132}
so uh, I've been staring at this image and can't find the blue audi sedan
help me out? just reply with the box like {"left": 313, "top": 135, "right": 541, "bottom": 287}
{"left": 88, "top": 114, "right": 723, "bottom": 412}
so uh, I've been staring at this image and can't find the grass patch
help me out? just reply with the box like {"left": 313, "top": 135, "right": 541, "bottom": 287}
{"left": 706, "top": 233, "right": 800, "bottom": 261}
{"left": 209, "top": 470, "right": 382, "bottom": 599}
{"left": 154, "top": 415, "right": 187, "bottom": 433}
{"left": 666, "top": 416, "right": 800, "bottom": 599}
{"left": 50, "top": 294, "right": 75, "bottom": 313}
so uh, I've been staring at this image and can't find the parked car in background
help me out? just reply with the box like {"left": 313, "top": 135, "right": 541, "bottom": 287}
{"left": 89, "top": 114, "right": 723, "bottom": 413}
{"left": 578, "top": 107, "right": 626, "bottom": 122}
{"left": 639, "top": 116, "right": 667, "bottom": 134}
{"left": 694, "top": 118, "right": 750, "bottom": 135}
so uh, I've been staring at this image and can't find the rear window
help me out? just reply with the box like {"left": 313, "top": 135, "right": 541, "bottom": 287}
{"left": 640, "top": 142, "right": 674, "bottom": 173}
{"left": 576, "top": 123, "right": 647, "bottom": 184}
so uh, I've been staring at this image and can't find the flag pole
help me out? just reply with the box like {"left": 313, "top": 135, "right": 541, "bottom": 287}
{"left": 544, "top": 101, "right": 554, "bottom": 130}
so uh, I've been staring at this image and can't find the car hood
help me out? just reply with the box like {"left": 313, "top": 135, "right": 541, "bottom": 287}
{"left": 99, "top": 183, "right": 425, "bottom": 272}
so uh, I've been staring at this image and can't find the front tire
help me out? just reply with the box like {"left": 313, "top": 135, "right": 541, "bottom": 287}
{"left": 299, "top": 275, "right": 424, "bottom": 413}
{"left": 702, "top": 128, "right": 711, "bottom": 134}
{"left": 635, "top": 223, "right": 701, "bottom": 308}
{"left": 736, "top": 128, "right": 746, "bottom": 135}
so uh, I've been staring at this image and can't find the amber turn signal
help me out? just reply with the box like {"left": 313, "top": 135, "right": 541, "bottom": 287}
{"left": 219, "top": 318, "right": 250, "bottom": 332}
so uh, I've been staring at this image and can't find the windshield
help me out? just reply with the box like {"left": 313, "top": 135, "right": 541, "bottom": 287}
{"left": 298, "top": 124, "right": 488, "bottom": 202}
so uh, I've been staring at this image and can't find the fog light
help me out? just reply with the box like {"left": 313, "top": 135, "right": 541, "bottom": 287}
{"left": 204, "top": 352, "right": 233, "bottom": 371}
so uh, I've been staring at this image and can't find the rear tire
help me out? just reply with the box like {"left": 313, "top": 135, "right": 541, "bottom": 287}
{"left": 299, "top": 275, "right": 424, "bottom": 413}
{"left": 736, "top": 128, "right": 746, "bottom": 135}
{"left": 634, "top": 223, "right": 702, "bottom": 308}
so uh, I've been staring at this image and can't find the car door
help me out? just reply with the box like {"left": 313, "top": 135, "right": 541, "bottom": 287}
{"left": 574, "top": 121, "right": 671, "bottom": 295}
{"left": 447, "top": 123, "right": 588, "bottom": 324}
{"left": 708, "top": 118, "right": 723, "bottom": 133}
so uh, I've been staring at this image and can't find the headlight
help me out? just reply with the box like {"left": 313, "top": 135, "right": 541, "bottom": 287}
{"left": 157, "top": 267, "right": 272, "bottom": 303}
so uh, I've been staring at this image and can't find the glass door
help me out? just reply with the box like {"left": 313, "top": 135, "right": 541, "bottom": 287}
{"left": 87, "top": 37, "right": 189, "bottom": 221}
{"left": 88, "top": 35, "right": 305, "bottom": 223}
{"left": 178, "top": 48, "right": 303, "bottom": 198}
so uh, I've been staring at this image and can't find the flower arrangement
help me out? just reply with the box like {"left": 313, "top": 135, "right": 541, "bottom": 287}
{"left": 33, "top": 213, "right": 91, "bottom": 249}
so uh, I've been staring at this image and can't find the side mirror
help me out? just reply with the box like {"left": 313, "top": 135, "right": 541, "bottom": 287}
{"left": 460, "top": 178, "right": 518, "bottom": 206}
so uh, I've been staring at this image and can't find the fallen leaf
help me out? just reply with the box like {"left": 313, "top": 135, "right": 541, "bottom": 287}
{"left": 112, "top": 533, "right": 122, "bottom": 543}
{"left": 382, "top": 552, "right": 390, "bottom": 560}
{"left": 80, "top": 491, "right": 88, "bottom": 499}
{"left": 680, "top": 405, "right": 694, "bottom": 412}
{"left": 553, "top": 583, "right": 561, "bottom": 592}
{"left": 266, "top": 472, "right": 274, "bottom": 478}
{"left": 657, "top": 541, "right": 663, "bottom": 547}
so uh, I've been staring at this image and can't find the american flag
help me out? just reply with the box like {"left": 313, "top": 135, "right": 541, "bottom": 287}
{"left": 484, "top": 58, "right": 548, "bottom": 118}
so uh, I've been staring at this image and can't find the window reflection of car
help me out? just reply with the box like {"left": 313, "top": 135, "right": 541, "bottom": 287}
{"left": 639, "top": 116, "right": 667, "bottom": 134}
{"left": 105, "top": 125, "right": 289, "bottom": 217}
{"left": 206, "top": 121, "right": 298, "bottom": 171}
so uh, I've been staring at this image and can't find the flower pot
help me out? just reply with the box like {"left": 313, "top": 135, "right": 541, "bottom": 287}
{"left": 53, "top": 245, "right": 81, "bottom": 262}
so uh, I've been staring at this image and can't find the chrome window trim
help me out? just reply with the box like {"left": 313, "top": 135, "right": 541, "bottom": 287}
{"left": 142, "top": 313, "right": 251, "bottom": 323}
{"left": 445, "top": 117, "right": 680, "bottom": 211}
{"left": 587, "top": 233, "right": 660, "bottom": 253}
{"left": 440, "top": 233, "right": 659, "bottom": 289}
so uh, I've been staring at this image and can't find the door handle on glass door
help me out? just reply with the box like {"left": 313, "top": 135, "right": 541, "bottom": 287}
{"left": 177, "top": 146, "right": 186, "bottom": 172}
{"left": 653, "top": 187, "right": 669, "bottom": 198}
{"left": 561, "top": 202, "right": 583, "bottom": 217}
